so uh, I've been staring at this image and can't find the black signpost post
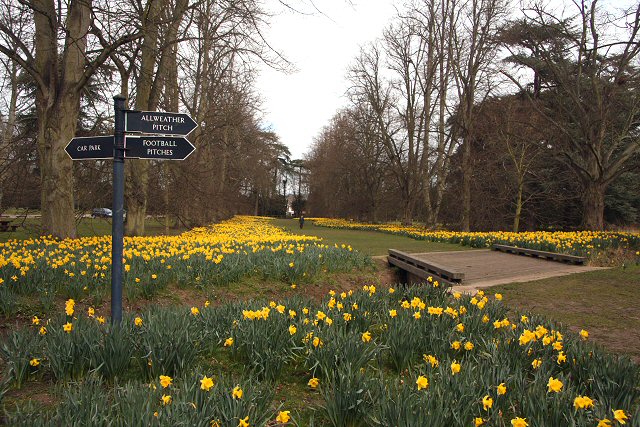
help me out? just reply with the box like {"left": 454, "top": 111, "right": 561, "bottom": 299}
{"left": 66, "top": 95, "right": 197, "bottom": 325}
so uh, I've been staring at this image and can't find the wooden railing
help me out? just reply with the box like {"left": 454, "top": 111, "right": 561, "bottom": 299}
{"left": 491, "top": 244, "right": 586, "bottom": 265}
{"left": 387, "top": 249, "right": 464, "bottom": 285}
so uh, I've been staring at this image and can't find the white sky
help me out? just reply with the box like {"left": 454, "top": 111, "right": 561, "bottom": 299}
{"left": 255, "top": 0, "right": 399, "bottom": 159}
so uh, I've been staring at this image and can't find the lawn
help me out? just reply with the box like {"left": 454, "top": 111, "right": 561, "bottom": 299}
{"left": 270, "top": 218, "right": 471, "bottom": 256}
{"left": 0, "top": 216, "right": 182, "bottom": 242}
{"left": 490, "top": 264, "right": 640, "bottom": 363}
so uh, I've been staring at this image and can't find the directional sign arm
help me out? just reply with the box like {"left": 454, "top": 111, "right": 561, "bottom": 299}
{"left": 125, "top": 135, "right": 196, "bottom": 160}
{"left": 125, "top": 111, "right": 198, "bottom": 136}
{"left": 65, "top": 136, "right": 114, "bottom": 160}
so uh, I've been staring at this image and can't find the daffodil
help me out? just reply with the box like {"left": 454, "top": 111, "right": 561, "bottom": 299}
{"left": 519, "top": 329, "right": 536, "bottom": 345}
{"left": 511, "top": 417, "right": 528, "bottom": 427}
{"left": 275, "top": 411, "right": 291, "bottom": 423}
{"left": 547, "top": 376, "right": 563, "bottom": 393}
{"left": 65, "top": 299, "right": 75, "bottom": 316}
{"left": 451, "top": 361, "right": 461, "bottom": 375}
{"left": 557, "top": 351, "right": 566, "bottom": 364}
{"left": 497, "top": 383, "right": 506, "bottom": 395}
{"left": 200, "top": 375, "right": 214, "bottom": 391}
{"left": 159, "top": 375, "right": 172, "bottom": 388}
{"left": 232, "top": 386, "right": 243, "bottom": 399}
{"left": 482, "top": 395, "right": 493, "bottom": 411}
{"left": 416, "top": 375, "right": 429, "bottom": 390}
{"left": 613, "top": 409, "right": 628, "bottom": 424}
{"left": 308, "top": 377, "right": 319, "bottom": 389}
{"left": 573, "top": 395, "right": 594, "bottom": 409}
{"left": 423, "top": 354, "right": 439, "bottom": 367}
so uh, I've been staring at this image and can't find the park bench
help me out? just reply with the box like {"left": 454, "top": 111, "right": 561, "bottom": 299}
{"left": 0, "top": 220, "right": 18, "bottom": 232}
{"left": 491, "top": 244, "right": 586, "bottom": 265}
{"left": 387, "top": 249, "right": 465, "bottom": 286}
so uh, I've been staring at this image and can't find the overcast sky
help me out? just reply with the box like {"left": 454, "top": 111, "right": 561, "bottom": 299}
{"left": 255, "top": 0, "right": 398, "bottom": 159}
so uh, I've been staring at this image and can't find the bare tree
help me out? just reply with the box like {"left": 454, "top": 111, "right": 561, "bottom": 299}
{"left": 451, "top": 0, "right": 508, "bottom": 231}
{"left": 348, "top": 14, "right": 435, "bottom": 224}
{"left": 413, "top": 0, "right": 459, "bottom": 226}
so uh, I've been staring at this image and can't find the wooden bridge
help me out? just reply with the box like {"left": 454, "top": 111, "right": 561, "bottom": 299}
{"left": 388, "top": 245, "right": 600, "bottom": 292}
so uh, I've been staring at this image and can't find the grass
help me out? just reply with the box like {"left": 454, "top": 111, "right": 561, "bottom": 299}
{"left": 271, "top": 218, "right": 472, "bottom": 256}
{"left": 490, "top": 264, "right": 640, "bottom": 362}
{"left": 0, "top": 216, "right": 182, "bottom": 242}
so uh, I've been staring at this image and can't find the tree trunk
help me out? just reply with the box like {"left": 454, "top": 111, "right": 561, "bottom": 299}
{"left": 217, "top": 126, "right": 229, "bottom": 214}
{"left": 33, "top": 0, "right": 92, "bottom": 238}
{"left": 460, "top": 136, "right": 472, "bottom": 231}
{"left": 38, "top": 96, "right": 80, "bottom": 238}
{"left": 582, "top": 181, "right": 605, "bottom": 230}
{"left": 431, "top": 65, "right": 451, "bottom": 227}
{"left": 513, "top": 177, "right": 524, "bottom": 232}
{"left": 125, "top": 0, "right": 161, "bottom": 236}
{"left": 125, "top": 159, "right": 149, "bottom": 235}
{"left": 1, "top": 60, "right": 19, "bottom": 213}
{"left": 401, "top": 194, "right": 414, "bottom": 225}
{"left": 253, "top": 190, "right": 259, "bottom": 216}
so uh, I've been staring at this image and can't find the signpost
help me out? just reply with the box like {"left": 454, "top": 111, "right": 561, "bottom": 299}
{"left": 65, "top": 96, "right": 197, "bottom": 325}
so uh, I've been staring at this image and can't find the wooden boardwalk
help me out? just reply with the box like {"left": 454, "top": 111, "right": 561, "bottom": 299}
{"left": 391, "top": 249, "right": 605, "bottom": 293}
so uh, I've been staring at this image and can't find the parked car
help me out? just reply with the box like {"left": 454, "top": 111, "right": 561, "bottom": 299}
{"left": 92, "top": 208, "right": 112, "bottom": 218}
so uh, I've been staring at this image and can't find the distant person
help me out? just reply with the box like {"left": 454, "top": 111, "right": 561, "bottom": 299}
{"left": 299, "top": 215, "right": 305, "bottom": 229}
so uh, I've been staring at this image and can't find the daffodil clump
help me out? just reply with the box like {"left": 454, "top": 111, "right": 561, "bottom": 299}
{"left": 308, "top": 218, "right": 640, "bottom": 257}
{"left": 0, "top": 216, "right": 369, "bottom": 313}
{"left": 3, "top": 284, "right": 638, "bottom": 425}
